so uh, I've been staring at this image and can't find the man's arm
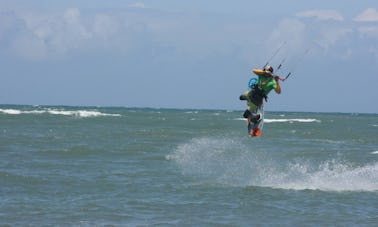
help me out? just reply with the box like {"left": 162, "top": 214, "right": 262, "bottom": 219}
{"left": 275, "top": 79, "right": 281, "bottom": 94}
{"left": 252, "top": 68, "right": 265, "bottom": 76}
{"left": 274, "top": 75, "right": 285, "bottom": 94}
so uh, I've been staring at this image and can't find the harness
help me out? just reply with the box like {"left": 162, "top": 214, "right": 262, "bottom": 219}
{"left": 248, "top": 83, "right": 268, "bottom": 108}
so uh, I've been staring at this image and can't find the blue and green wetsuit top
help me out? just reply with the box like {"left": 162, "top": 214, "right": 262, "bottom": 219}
{"left": 253, "top": 69, "right": 277, "bottom": 95}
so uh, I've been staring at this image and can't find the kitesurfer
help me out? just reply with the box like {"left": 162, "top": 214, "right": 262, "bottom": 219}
{"left": 239, "top": 65, "right": 285, "bottom": 136}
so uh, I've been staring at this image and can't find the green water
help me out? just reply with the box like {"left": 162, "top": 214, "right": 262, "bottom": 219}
{"left": 1, "top": 105, "right": 377, "bottom": 225}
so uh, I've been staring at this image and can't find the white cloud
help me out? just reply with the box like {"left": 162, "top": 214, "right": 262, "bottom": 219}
{"left": 93, "top": 14, "right": 120, "bottom": 41}
{"left": 63, "top": 8, "right": 80, "bottom": 24}
{"left": 128, "top": 2, "right": 146, "bottom": 9}
{"left": 267, "top": 18, "right": 307, "bottom": 57}
{"left": 34, "top": 8, "right": 92, "bottom": 54}
{"left": 0, "top": 11, "right": 48, "bottom": 60}
{"left": 0, "top": 8, "right": 96, "bottom": 59}
{"left": 318, "top": 27, "right": 352, "bottom": 47}
{"left": 60, "top": 8, "right": 92, "bottom": 49}
{"left": 1, "top": 5, "right": 377, "bottom": 67}
{"left": 354, "top": 8, "right": 378, "bottom": 22}
{"left": 296, "top": 10, "right": 344, "bottom": 21}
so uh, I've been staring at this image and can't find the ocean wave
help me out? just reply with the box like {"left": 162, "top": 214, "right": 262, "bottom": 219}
{"left": 47, "top": 110, "right": 121, "bottom": 117}
{"left": 0, "top": 109, "right": 44, "bottom": 115}
{"left": 234, "top": 118, "right": 320, "bottom": 123}
{"left": 0, "top": 108, "right": 121, "bottom": 117}
{"left": 264, "top": 118, "right": 321, "bottom": 123}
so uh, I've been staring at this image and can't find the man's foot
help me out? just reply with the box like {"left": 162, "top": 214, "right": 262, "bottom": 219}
{"left": 250, "top": 126, "right": 261, "bottom": 137}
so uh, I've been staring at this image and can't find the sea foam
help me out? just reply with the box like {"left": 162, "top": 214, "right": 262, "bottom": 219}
{"left": 169, "top": 137, "right": 378, "bottom": 192}
{"left": 266, "top": 160, "right": 378, "bottom": 192}
{"left": 235, "top": 118, "right": 321, "bottom": 123}
{"left": 0, "top": 108, "right": 121, "bottom": 117}
{"left": 264, "top": 118, "right": 321, "bottom": 123}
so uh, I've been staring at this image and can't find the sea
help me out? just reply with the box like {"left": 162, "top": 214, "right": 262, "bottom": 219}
{"left": 1, "top": 105, "right": 377, "bottom": 226}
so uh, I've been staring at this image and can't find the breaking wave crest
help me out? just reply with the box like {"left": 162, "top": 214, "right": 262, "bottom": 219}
{"left": 0, "top": 108, "right": 121, "bottom": 117}
{"left": 264, "top": 118, "right": 321, "bottom": 123}
{"left": 168, "top": 137, "right": 378, "bottom": 192}
{"left": 234, "top": 118, "right": 321, "bottom": 123}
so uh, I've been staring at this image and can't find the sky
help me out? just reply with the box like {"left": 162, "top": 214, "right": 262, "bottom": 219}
{"left": 0, "top": 0, "right": 378, "bottom": 113}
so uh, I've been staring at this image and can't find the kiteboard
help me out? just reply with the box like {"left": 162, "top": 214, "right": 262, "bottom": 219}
{"left": 247, "top": 107, "right": 264, "bottom": 137}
